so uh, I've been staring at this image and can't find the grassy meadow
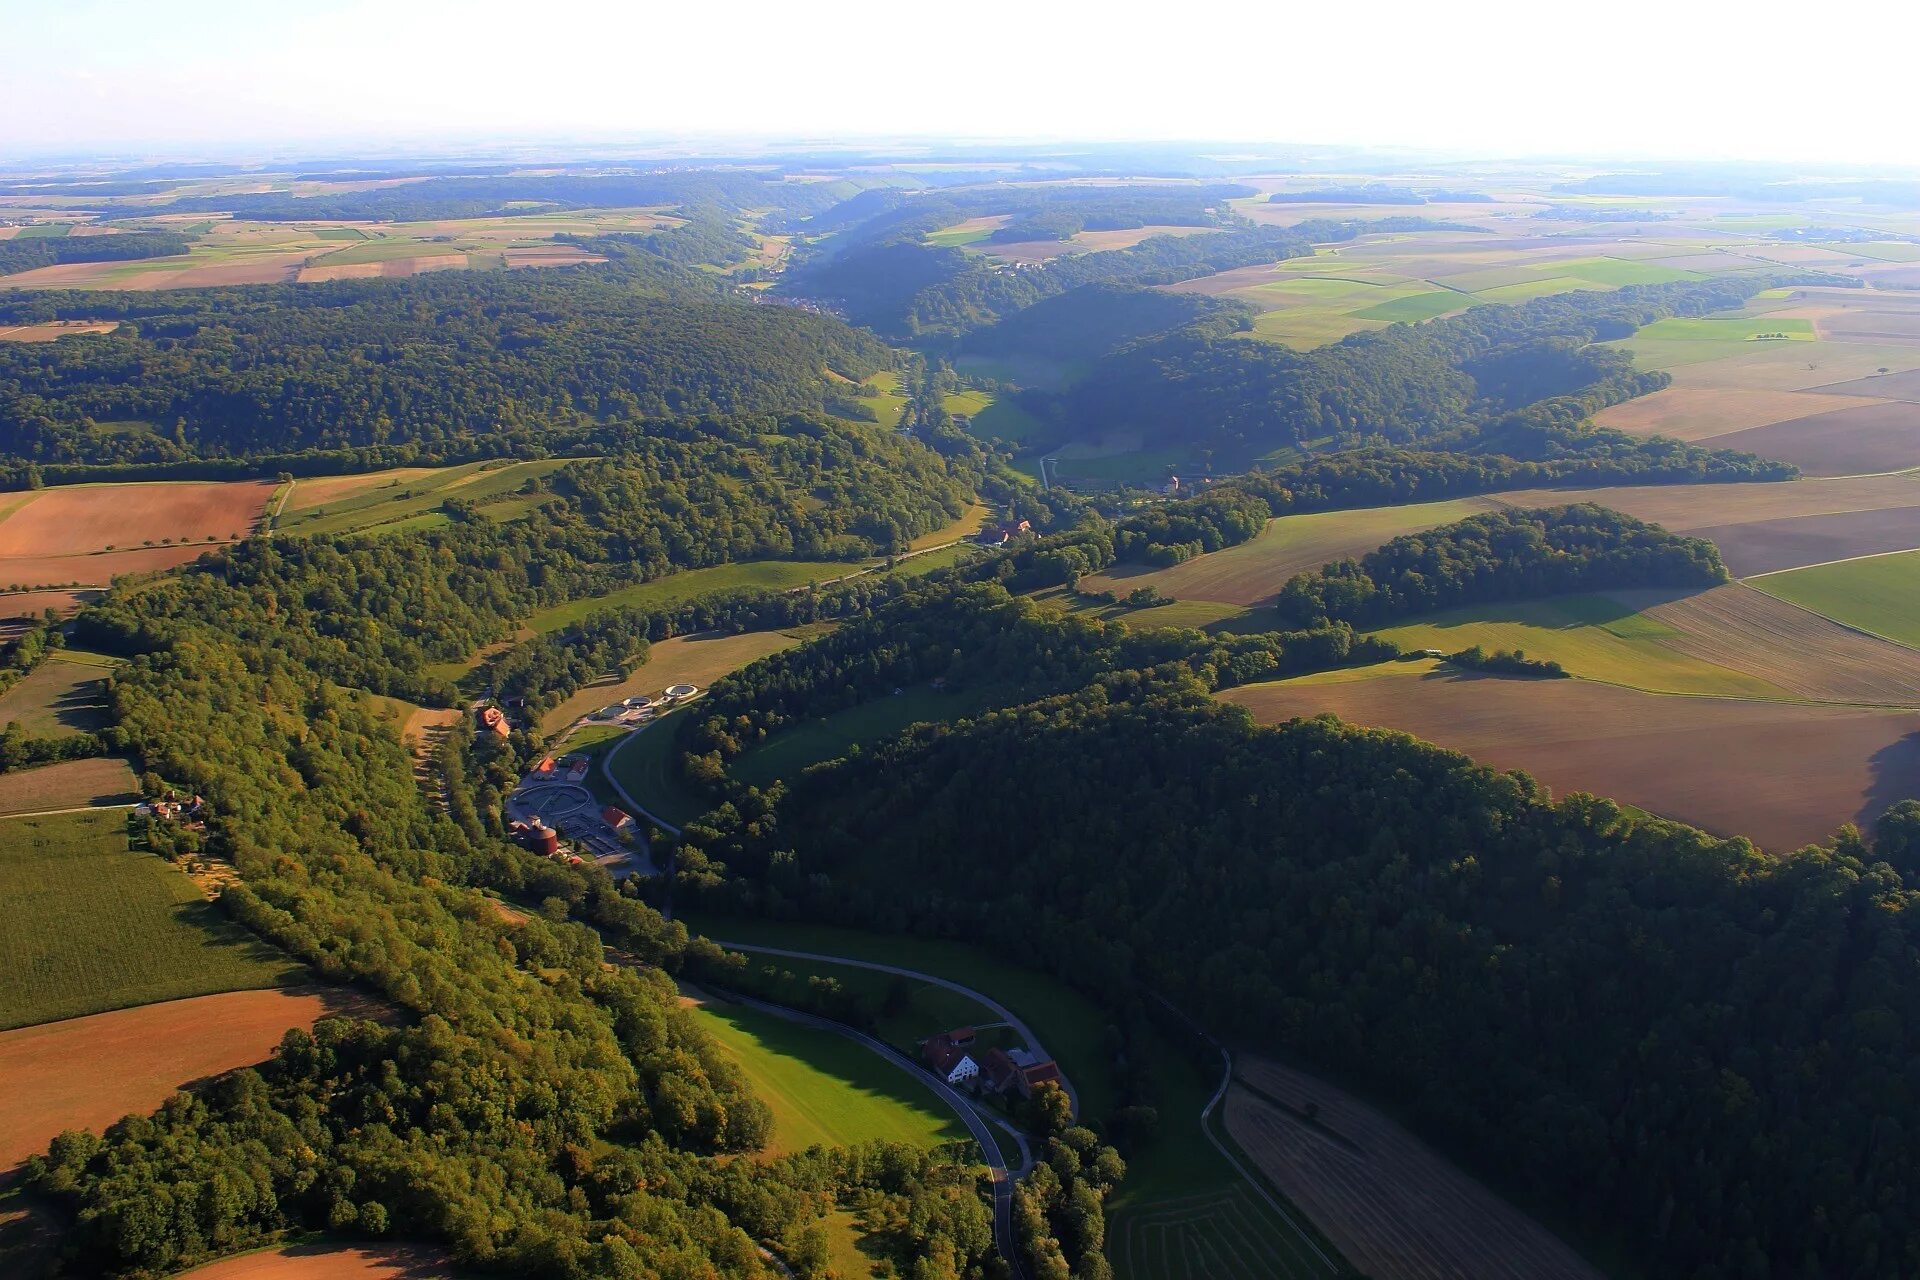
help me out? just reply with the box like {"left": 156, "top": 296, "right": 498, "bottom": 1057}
{"left": 1751, "top": 550, "right": 1920, "bottom": 648}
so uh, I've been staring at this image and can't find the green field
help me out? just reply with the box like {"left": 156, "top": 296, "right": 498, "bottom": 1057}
{"left": 687, "top": 995, "right": 970, "bottom": 1154}
{"left": 1750, "top": 551, "right": 1920, "bottom": 648}
{"left": 602, "top": 710, "right": 710, "bottom": 829}
{"left": 1351, "top": 289, "right": 1475, "bottom": 323}
{"left": 1366, "top": 593, "right": 1785, "bottom": 698}
{"left": 13, "top": 224, "right": 72, "bottom": 240}
{"left": 276, "top": 459, "right": 574, "bottom": 537}
{"left": 0, "top": 809, "right": 299, "bottom": 1030}
{"left": 729, "top": 684, "right": 1010, "bottom": 790}
{"left": 0, "top": 656, "right": 115, "bottom": 736}
{"left": 947, "top": 388, "right": 1045, "bottom": 442}
{"left": 313, "top": 237, "right": 469, "bottom": 266}
{"left": 1632, "top": 316, "right": 1816, "bottom": 342}
{"left": 522, "top": 559, "right": 861, "bottom": 634}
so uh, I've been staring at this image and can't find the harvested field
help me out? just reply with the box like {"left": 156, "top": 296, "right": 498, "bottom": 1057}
{"left": 0, "top": 543, "right": 223, "bottom": 588}
{"left": 174, "top": 1243, "right": 453, "bottom": 1279}
{"left": 1593, "top": 386, "right": 1885, "bottom": 441}
{"left": 1818, "top": 309, "right": 1920, "bottom": 343}
{"left": 294, "top": 260, "right": 386, "bottom": 282}
{"left": 541, "top": 628, "right": 816, "bottom": 735}
{"left": 380, "top": 255, "right": 468, "bottom": 278}
{"left": 1487, "top": 474, "right": 1920, "bottom": 536}
{"left": 0, "top": 756, "right": 139, "bottom": 815}
{"left": 1709, "top": 402, "right": 1920, "bottom": 476}
{"left": 0, "top": 320, "right": 118, "bottom": 342}
{"left": 0, "top": 480, "right": 274, "bottom": 559}
{"left": 1815, "top": 367, "right": 1920, "bottom": 402}
{"left": 277, "top": 467, "right": 442, "bottom": 516}
{"left": 501, "top": 245, "right": 606, "bottom": 268}
{"left": 1222, "top": 671, "right": 1920, "bottom": 851}
{"left": 0, "top": 656, "right": 113, "bottom": 735}
{"left": 1080, "top": 498, "right": 1500, "bottom": 606}
{"left": 1692, "top": 507, "right": 1920, "bottom": 576}
{"left": 0, "top": 987, "right": 374, "bottom": 1173}
{"left": 1225, "top": 1055, "right": 1602, "bottom": 1280}
{"left": 1617, "top": 584, "right": 1920, "bottom": 705}
{"left": 1664, "top": 342, "right": 1920, "bottom": 392}
{"left": 0, "top": 589, "right": 96, "bottom": 627}
{"left": 1073, "top": 225, "right": 1222, "bottom": 252}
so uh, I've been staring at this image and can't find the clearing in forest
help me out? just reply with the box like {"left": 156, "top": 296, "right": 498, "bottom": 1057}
{"left": 682, "top": 991, "right": 968, "bottom": 1155}
{"left": 1222, "top": 669, "right": 1920, "bottom": 851}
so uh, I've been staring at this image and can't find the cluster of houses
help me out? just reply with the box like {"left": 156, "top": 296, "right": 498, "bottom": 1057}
{"left": 134, "top": 792, "right": 207, "bottom": 827}
{"left": 975, "top": 519, "right": 1032, "bottom": 547}
{"left": 921, "top": 1026, "right": 1063, "bottom": 1100}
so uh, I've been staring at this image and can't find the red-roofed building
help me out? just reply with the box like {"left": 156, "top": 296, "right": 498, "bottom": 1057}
{"left": 922, "top": 1030, "right": 981, "bottom": 1086}
{"left": 602, "top": 806, "right": 633, "bottom": 831}
{"left": 479, "top": 706, "right": 511, "bottom": 738}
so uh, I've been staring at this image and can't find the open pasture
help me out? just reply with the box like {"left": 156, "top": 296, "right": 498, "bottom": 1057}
{"left": 0, "top": 655, "right": 115, "bottom": 735}
{"left": 728, "top": 684, "right": 1010, "bottom": 790}
{"left": 522, "top": 558, "right": 859, "bottom": 635}
{"left": 1223, "top": 1054, "right": 1603, "bottom": 1280}
{"left": 684, "top": 992, "right": 969, "bottom": 1155}
{"left": 0, "top": 808, "right": 298, "bottom": 1031}
{"left": 274, "top": 459, "right": 569, "bottom": 537}
{"left": 1222, "top": 669, "right": 1920, "bottom": 851}
{"left": 0, "top": 986, "right": 373, "bottom": 1174}
{"left": 1080, "top": 497, "right": 1501, "bottom": 607}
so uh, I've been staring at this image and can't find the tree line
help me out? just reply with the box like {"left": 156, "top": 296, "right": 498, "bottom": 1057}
{"left": 0, "top": 230, "right": 191, "bottom": 278}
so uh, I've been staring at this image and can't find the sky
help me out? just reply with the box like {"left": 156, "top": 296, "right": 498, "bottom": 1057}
{"left": 3, "top": 0, "right": 1916, "bottom": 168}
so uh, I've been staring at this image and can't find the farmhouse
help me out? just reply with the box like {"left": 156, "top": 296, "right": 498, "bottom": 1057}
{"left": 479, "top": 706, "right": 511, "bottom": 738}
{"left": 976, "top": 519, "right": 1032, "bottom": 547}
{"left": 601, "top": 805, "right": 633, "bottom": 832}
{"left": 981, "top": 1046, "right": 1063, "bottom": 1099}
{"left": 922, "top": 1027, "right": 982, "bottom": 1085}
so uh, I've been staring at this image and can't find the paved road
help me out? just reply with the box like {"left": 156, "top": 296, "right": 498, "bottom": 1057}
{"left": 714, "top": 940, "right": 1081, "bottom": 1121}
{"left": 599, "top": 702, "right": 706, "bottom": 836}
{"left": 726, "top": 990, "right": 1029, "bottom": 1280}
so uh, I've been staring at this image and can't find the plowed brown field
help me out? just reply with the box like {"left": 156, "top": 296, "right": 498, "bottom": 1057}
{"left": 1225, "top": 1054, "right": 1602, "bottom": 1280}
{"left": 1594, "top": 386, "right": 1885, "bottom": 441}
{"left": 1223, "top": 672, "right": 1920, "bottom": 850}
{"left": 1711, "top": 402, "right": 1920, "bottom": 476}
{"left": 174, "top": 1244, "right": 451, "bottom": 1279}
{"left": 0, "top": 988, "right": 377, "bottom": 1172}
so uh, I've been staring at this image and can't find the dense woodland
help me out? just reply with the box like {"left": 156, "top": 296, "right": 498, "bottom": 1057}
{"left": 668, "top": 582, "right": 1920, "bottom": 1280}
{"left": 1036, "top": 275, "right": 1803, "bottom": 460}
{"left": 1274, "top": 503, "right": 1730, "bottom": 625}
{"left": 0, "top": 231, "right": 191, "bottom": 278}
{"left": 0, "top": 241, "right": 890, "bottom": 465}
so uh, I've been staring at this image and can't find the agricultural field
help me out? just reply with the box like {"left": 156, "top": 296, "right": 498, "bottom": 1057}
{"left": 0, "top": 651, "right": 118, "bottom": 735}
{"left": 1222, "top": 1053, "right": 1602, "bottom": 1280}
{"left": 172, "top": 1244, "right": 455, "bottom": 1279}
{"left": 0, "top": 986, "right": 373, "bottom": 1173}
{"left": 728, "top": 683, "right": 1013, "bottom": 790}
{"left": 0, "top": 478, "right": 275, "bottom": 589}
{"left": 1222, "top": 666, "right": 1920, "bottom": 851}
{"left": 521, "top": 559, "right": 860, "bottom": 635}
{"left": 0, "top": 206, "right": 678, "bottom": 290}
{"left": 273, "top": 459, "right": 572, "bottom": 537}
{"left": 945, "top": 388, "right": 1045, "bottom": 442}
{"left": 1599, "top": 286, "right": 1920, "bottom": 475}
{"left": 1750, "top": 550, "right": 1920, "bottom": 648}
{"left": 0, "top": 319, "right": 119, "bottom": 342}
{"left": 540, "top": 628, "right": 821, "bottom": 736}
{"left": 1079, "top": 497, "right": 1503, "bottom": 611}
{"left": 602, "top": 710, "right": 709, "bottom": 829}
{"left": 0, "top": 755, "right": 141, "bottom": 815}
{"left": 682, "top": 991, "right": 969, "bottom": 1154}
{"left": 0, "top": 808, "right": 299, "bottom": 1030}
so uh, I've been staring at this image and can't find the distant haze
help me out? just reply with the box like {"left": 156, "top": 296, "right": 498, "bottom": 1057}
{"left": 3, "top": 0, "right": 1916, "bottom": 168}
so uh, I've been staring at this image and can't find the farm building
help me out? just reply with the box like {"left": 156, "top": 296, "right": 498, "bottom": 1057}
{"left": 976, "top": 519, "right": 1032, "bottom": 547}
{"left": 980, "top": 1046, "right": 1063, "bottom": 1099}
{"left": 922, "top": 1028, "right": 981, "bottom": 1085}
{"left": 564, "top": 757, "right": 589, "bottom": 783}
{"left": 479, "top": 706, "right": 511, "bottom": 738}
{"left": 601, "top": 806, "right": 633, "bottom": 831}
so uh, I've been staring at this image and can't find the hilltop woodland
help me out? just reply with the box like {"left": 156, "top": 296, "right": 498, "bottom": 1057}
{"left": 0, "top": 231, "right": 191, "bottom": 277}
{"left": 0, "top": 232, "right": 888, "bottom": 467}
{"left": 1273, "top": 503, "right": 1730, "bottom": 626}
{"left": 665, "top": 579, "right": 1920, "bottom": 1280}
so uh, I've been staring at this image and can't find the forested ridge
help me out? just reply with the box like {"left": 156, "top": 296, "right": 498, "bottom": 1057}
{"left": 663, "top": 582, "right": 1920, "bottom": 1280}
{"left": 1035, "top": 274, "right": 1825, "bottom": 460}
{"left": 1274, "top": 503, "right": 1730, "bottom": 625}
{"left": 0, "top": 231, "right": 192, "bottom": 278}
{"left": 0, "top": 238, "right": 888, "bottom": 465}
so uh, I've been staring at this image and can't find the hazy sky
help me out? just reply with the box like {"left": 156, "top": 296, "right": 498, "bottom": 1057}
{"left": 3, "top": 0, "right": 1914, "bottom": 166}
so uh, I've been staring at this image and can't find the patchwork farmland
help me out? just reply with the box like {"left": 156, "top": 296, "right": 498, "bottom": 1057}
{"left": 0, "top": 479, "right": 275, "bottom": 590}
